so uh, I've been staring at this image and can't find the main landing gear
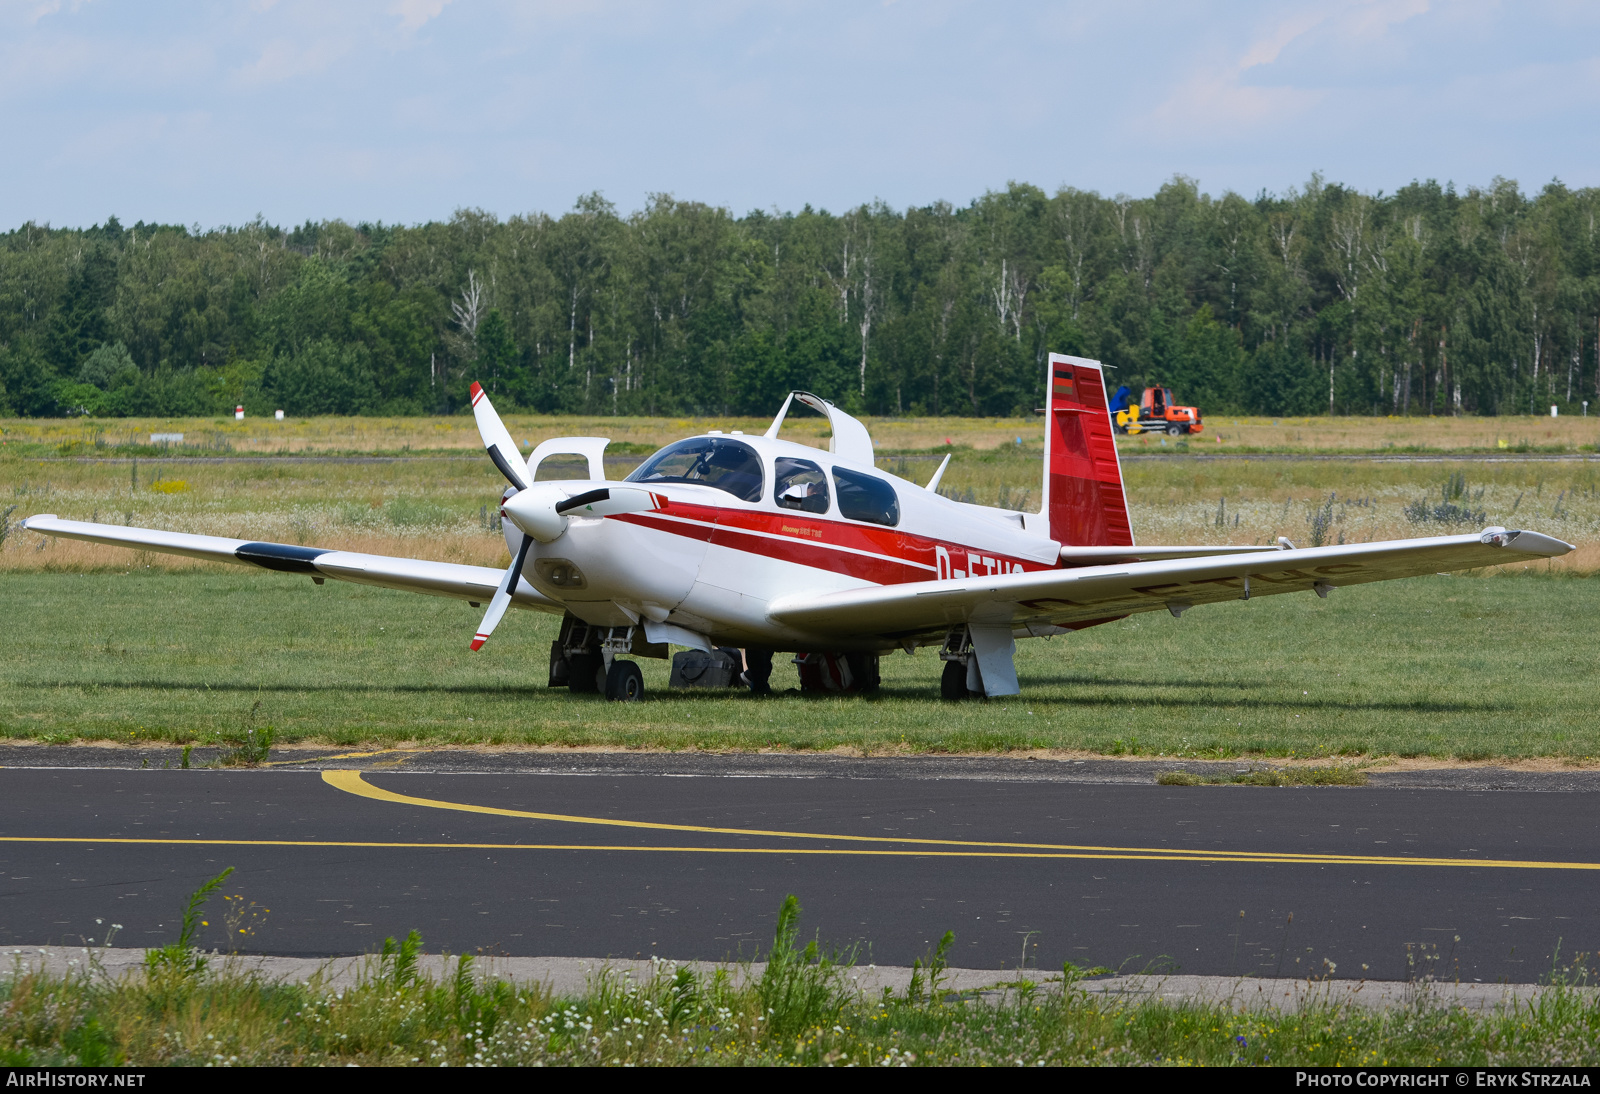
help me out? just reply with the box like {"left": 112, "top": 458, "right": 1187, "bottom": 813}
{"left": 936, "top": 624, "right": 1020, "bottom": 700}
{"left": 940, "top": 659, "right": 974, "bottom": 701}
{"left": 938, "top": 626, "right": 985, "bottom": 701}
{"left": 548, "top": 613, "right": 899, "bottom": 702}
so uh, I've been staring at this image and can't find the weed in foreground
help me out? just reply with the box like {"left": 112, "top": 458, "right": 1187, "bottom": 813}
{"left": 904, "top": 930, "right": 956, "bottom": 1005}
{"left": 758, "top": 894, "right": 857, "bottom": 1042}
{"left": 144, "top": 867, "right": 233, "bottom": 979}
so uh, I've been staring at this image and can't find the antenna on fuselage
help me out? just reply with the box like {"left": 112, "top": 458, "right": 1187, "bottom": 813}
{"left": 924, "top": 453, "right": 951, "bottom": 493}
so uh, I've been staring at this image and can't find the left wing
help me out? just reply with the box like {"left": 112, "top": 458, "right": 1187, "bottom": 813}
{"left": 767, "top": 527, "right": 1572, "bottom": 639}
{"left": 20, "top": 515, "right": 561, "bottom": 612}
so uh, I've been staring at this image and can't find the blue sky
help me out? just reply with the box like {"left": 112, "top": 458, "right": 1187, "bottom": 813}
{"left": 3, "top": 0, "right": 1598, "bottom": 227}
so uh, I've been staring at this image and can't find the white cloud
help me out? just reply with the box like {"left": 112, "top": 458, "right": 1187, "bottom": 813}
{"left": 1237, "top": 7, "right": 1330, "bottom": 70}
{"left": 232, "top": 34, "right": 353, "bottom": 85}
{"left": 390, "top": 0, "right": 451, "bottom": 32}
{"left": 1143, "top": 6, "right": 1337, "bottom": 137}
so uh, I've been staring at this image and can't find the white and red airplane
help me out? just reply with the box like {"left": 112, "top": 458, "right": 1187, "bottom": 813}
{"left": 22, "top": 354, "right": 1572, "bottom": 701}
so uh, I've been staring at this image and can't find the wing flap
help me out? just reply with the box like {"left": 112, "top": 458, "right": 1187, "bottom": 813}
{"left": 1059, "top": 543, "right": 1286, "bottom": 566}
{"left": 311, "top": 549, "right": 555, "bottom": 608}
{"left": 20, "top": 515, "right": 560, "bottom": 611}
{"left": 767, "top": 528, "right": 1573, "bottom": 637}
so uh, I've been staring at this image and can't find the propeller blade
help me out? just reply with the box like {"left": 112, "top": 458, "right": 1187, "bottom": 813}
{"left": 469, "top": 382, "right": 529, "bottom": 492}
{"left": 470, "top": 534, "right": 535, "bottom": 651}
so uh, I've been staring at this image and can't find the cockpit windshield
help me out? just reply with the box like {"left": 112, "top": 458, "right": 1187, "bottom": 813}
{"left": 625, "top": 437, "right": 765, "bottom": 502}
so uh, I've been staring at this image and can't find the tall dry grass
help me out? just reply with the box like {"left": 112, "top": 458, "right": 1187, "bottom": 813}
{"left": 8, "top": 410, "right": 1600, "bottom": 456}
{"left": 5, "top": 448, "right": 1597, "bottom": 572}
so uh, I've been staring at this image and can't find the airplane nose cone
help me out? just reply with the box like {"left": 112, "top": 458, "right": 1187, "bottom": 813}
{"left": 502, "top": 484, "right": 570, "bottom": 542}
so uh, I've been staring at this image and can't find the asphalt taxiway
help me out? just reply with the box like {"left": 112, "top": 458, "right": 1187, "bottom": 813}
{"left": 1, "top": 748, "right": 1596, "bottom": 983}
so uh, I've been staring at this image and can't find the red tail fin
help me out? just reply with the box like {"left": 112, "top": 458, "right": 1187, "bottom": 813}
{"left": 1039, "top": 353, "right": 1133, "bottom": 547}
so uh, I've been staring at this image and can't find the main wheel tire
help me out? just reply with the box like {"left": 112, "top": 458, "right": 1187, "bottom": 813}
{"left": 940, "top": 659, "right": 971, "bottom": 701}
{"left": 568, "top": 651, "right": 603, "bottom": 694}
{"left": 1166, "top": 423, "right": 1181, "bottom": 435}
{"left": 605, "top": 659, "right": 645, "bottom": 702}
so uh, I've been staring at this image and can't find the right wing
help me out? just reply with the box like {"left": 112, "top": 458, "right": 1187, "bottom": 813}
{"left": 768, "top": 526, "right": 1573, "bottom": 639}
{"left": 20, "top": 515, "right": 562, "bottom": 612}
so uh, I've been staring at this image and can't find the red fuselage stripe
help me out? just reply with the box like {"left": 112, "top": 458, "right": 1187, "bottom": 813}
{"left": 611, "top": 503, "right": 1054, "bottom": 586}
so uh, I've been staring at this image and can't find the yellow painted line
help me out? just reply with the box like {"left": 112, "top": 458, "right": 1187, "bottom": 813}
{"left": 1, "top": 834, "right": 1598, "bottom": 868}
{"left": 261, "top": 748, "right": 429, "bottom": 768}
{"left": 320, "top": 771, "right": 1600, "bottom": 872}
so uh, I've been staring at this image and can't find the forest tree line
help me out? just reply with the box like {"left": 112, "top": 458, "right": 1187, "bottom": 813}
{"left": 2, "top": 175, "right": 1598, "bottom": 421}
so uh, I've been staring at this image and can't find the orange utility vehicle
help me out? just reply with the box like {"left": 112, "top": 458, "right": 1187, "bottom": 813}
{"left": 1113, "top": 385, "right": 1204, "bottom": 436}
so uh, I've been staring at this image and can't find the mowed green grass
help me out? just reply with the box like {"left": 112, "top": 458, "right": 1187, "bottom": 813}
{"left": 1, "top": 569, "right": 1594, "bottom": 759}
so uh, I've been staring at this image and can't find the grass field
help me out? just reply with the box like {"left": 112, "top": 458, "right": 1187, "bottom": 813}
{"left": 6, "top": 410, "right": 1600, "bottom": 457}
{"left": 1, "top": 569, "right": 1594, "bottom": 760}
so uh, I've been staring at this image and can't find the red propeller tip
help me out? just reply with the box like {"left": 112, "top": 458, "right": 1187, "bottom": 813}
{"left": 469, "top": 381, "right": 484, "bottom": 403}
{"left": 469, "top": 636, "right": 487, "bottom": 651}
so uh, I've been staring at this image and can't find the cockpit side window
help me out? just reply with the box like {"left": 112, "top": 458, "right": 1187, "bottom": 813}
{"left": 624, "top": 437, "right": 764, "bottom": 502}
{"left": 832, "top": 467, "right": 900, "bottom": 527}
{"left": 774, "top": 457, "right": 830, "bottom": 514}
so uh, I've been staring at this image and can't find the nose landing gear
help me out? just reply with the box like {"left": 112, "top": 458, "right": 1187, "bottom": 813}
{"left": 549, "top": 613, "right": 663, "bottom": 700}
{"left": 604, "top": 659, "right": 644, "bottom": 701}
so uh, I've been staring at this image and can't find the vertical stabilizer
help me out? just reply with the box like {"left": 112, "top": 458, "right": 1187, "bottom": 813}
{"left": 1038, "top": 353, "right": 1133, "bottom": 547}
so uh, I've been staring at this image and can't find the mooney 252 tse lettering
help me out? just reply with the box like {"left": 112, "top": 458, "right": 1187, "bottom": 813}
{"left": 22, "top": 354, "right": 1572, "bottom": 701}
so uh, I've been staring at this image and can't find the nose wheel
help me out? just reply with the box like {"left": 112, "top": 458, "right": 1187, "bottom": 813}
{"left": 605, "top": 659, "right": 645, "bottom": 702}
